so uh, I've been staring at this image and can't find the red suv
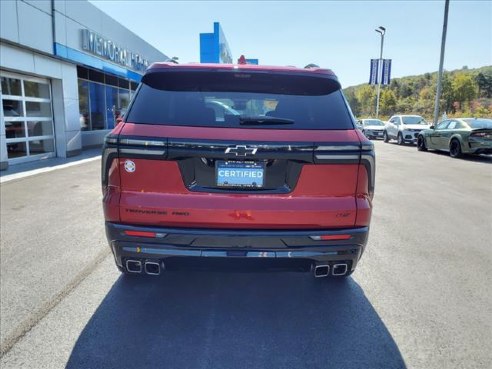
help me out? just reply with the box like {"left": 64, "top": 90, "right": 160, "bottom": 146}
{"left": 102, "top": 63, "right": 374, "bottom": 278}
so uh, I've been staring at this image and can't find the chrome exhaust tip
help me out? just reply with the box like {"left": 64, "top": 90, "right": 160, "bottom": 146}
{"left": 144, "top": 261, "right": 161, "bottom": 275}
{"left": 332, "top": 263, "right": 348, "bottom": 276}
{"left": 314, "top": 265, "right": 330, "bottom": 278}
{"left": 126, "top": 259, "right": 142, "bottom": 273}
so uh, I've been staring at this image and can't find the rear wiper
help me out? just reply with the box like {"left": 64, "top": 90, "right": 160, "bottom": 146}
{"left": 239, "top": 116, "right": 294, "bottom": 125}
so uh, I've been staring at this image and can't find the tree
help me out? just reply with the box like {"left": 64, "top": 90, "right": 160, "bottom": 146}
{"left": 344, "top": 88, "right": 361, "bottom": 116}
{"left": 452, "top": 73, "right": 478, "bottom": 110}
{"left": 476, "top": 72, "right": 492, "bottom": 98}
{"left": 355, "top": 85, "right": 376, "bottom": 116}
{"left": 440, "top": 73, "right": 454, "bottom": 113}
{"left": 380, "top": 89, "right": 397, "bottom": 116}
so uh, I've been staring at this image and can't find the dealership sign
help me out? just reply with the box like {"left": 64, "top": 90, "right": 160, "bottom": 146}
{"left": 81, "top": 29, "right": 149, "bottom": 72}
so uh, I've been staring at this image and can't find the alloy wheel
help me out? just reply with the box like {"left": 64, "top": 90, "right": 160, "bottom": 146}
{"left": 449, "top": 139, "right": 462, "bottom": 158}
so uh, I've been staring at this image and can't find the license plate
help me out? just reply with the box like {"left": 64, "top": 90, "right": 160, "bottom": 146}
{"left": 216, "top": 161, "right": 265, "bottom": 188}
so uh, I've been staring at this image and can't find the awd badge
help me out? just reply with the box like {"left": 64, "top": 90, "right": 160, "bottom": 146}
{"left": 124, "top": 160, "right": 136, "bottom": 173}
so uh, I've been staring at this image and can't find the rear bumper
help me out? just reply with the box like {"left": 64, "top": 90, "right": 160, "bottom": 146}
{"left": 105, "top": 222, "right": 369, "bottom": 272}
{"left": 467, "top": 142, "right": 492, "bottom": 155}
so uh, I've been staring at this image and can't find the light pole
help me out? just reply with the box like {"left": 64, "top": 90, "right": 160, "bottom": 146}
{"left": 375, "top": 26, "right": 386, "bottom": 118}
{"left": 433, "top": 0, "right": 450, "bottom": 125}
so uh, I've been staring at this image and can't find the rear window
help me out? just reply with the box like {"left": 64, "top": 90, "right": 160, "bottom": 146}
{"left": 364, "top": 119, "right": 384, "bottom": 126}
{"left": 463, "top": 118, "right": 492, "bottom": 129}
{"left": 402, "top": 116, "right": 427, "bottom": 125}
{"left": 126, "top": 71, "right": 355, "bottom": 130}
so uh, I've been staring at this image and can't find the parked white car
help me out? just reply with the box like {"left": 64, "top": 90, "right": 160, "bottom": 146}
{"left": 384, "top": 115, "right": 431, "bottom": 145}
{"left": 358, "top": 118, "right": 386, "bottom": 139}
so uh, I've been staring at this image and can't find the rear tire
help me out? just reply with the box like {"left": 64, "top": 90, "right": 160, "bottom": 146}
{"left": 397, "top": 132, "right": 404, "bottom": 145}
{"left": 383, "top": 131, "right": 389, "bottom": 142}
{"left": 449, "top": 139, "right": 462, "bottom": 158}
{"left": 417, "top": 135, "right": 427, "bottom": 151}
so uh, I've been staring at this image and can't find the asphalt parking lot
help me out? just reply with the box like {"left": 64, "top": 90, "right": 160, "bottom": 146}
{"left": 1, "top": 141, "right": 491, "bottom": 368}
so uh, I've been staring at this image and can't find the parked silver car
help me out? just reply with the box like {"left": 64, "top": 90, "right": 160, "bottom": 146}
{"left": 357, "top": 119, "right": 386, "bottom": 139}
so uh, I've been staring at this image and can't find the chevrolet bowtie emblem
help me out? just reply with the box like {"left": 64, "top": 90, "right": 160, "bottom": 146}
{"left": 225, "top": 145, "right": 258, "bottom": 156}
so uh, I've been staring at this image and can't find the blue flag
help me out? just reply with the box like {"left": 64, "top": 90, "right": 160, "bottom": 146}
{"left": 369, "top": 59, "right": 379, "bottom": 85}
{"left": 382, "top": 59, "right": 392, "bottom": 85}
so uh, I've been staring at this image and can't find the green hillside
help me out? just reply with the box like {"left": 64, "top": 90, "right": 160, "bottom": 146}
{"left": 343, "top": 65, "right": 492, "bottom": 121}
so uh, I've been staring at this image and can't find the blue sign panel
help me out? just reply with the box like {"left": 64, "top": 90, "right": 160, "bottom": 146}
{"left": 54, "top": 43, "right": 142, "bottom": 82}
{"left": 245, "top": 59, "right": 259, "bottom": 65}
{"left": 200, "top": 22, "right": 233, "bottom": 63}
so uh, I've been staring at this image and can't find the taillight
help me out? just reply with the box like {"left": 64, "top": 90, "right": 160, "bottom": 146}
{"left": 101, "top": 134, "right": 119, "bottom": 194}
{"left": 471, "top": 132, "right": 487, "bottom": 138}
{"left": 124, "top": 230, "right": 167, "bottom": 238}
{"left": 310, "top": 234, "right": 352, "bottom": 241}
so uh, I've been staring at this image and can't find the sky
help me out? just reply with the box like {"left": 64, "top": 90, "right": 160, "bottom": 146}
{"left": 90, "top": 0, "right": 492, "bottom": 88}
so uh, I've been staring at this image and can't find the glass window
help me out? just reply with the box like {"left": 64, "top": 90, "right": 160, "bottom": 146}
{"left": 88, "top": 69, "right": 105, "bottom": 84}
{"left": 77, "top": 66, "right": 89, "bottom": 80}
{"left": 436, "top": 120, "right": 449, "bottom": 130}
{"left": 27, "top": 121, "right": 54, "bottom": 137}
{"left": 364, "top": 119, "right": 385, "bottom": 126}
{"left": 5, "top": 121, "right": 26, "bottom": 139}
{"left": 89, "top": 82, "right": 106, "bottom": 130}
{"left": 2, "top": 72, "right": 55, "bottom": 161}
{"left": 447, "top": 121, "right": 457, "bottom": 130}
{"left": 1, "top": 77, "right": 22, "bottom": 96}
{"left": 106, "top": 75, "right": 119, "bottom": 87}
{"left": 7, "top": 141, "right": 28, "bottom": 158}
{"left": 118, "top": 88, "right": 130, "bottom": 110}
{"left": 78, "top": 80, "right": 90, "bottom": 130}
{"left": 463, "top": 118, "right": 492, "bottom": 129}
{"left": 118, "top": 78, "right": 129, "bottom": 88}
{"left": 2, "top": 99, "right": 24, "bottom": 117}
{"left": 29, "top": 139, "right": 55, "bottom": 155}
{"left": 24, "top": 81, "right": 50, "bottom": 99}
{"left": 127, "top": 76, "right": 353, "bottom": 130}
{"left": 402, "top": 116, "right": 427, "bottom": 125}
{"left": 26, "top": 101, "right": 52, "bottom": 117}
{"left": 105, "top": 86, "right": 118, "bottom": 129}
{"left": 76, "top": 69, "right": 134, "bottom": 130}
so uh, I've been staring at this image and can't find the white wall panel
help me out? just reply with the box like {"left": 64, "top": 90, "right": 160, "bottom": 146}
{"left": 0, "top": 1, "right": 19, "bottom": 43}
{"left": 61, "top": 63, "right": 78, "bottom": 100}
{"left": 17, "top": 1, "right": 53, "bottom": 54}
{"left": 63, "top": 17, "right": 85, "bottom": 54}
{"left": 65, "top": 129, "right": 82, "bottom": 155}
{"left": 59, "top": 0, "right": 167, "bottom": 63}
{"left": 64, "top": 98, "right": 82, "bottom": 132}
{"left": 53, "top": 0, "right": 65, "bottom": 13}
{"left": 51, "top": 78, "right": 67, "bottom": 157}
{"left": 22, "top": 0, "right": 52, "bottom": 14}
{"left": 53, "top": 11, "right": 67, "bottom": 46}
{"left": 34, "top": 54, "right": 62, "bottom": 79}
{"left": 0, "top": 44, "right": 35, "bottom": 74}
{"left": 81, "top": 130, "right": 108, "bottom": 148}
{"left": 64, "top": 1, "right": 102, "bottom": 35}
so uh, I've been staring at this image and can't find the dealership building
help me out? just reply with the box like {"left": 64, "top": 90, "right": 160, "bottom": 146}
{"left": 0, "top": 0, "right": 169, "bottom": 170}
